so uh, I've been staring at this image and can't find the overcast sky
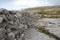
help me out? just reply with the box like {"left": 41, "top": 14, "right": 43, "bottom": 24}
{"left": 0, "top": 0, "right": 60, "bottom": 10}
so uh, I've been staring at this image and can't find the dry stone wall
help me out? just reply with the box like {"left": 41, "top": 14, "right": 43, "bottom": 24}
{"left": 0, "top": 8, "right": 39, "bottom": 40}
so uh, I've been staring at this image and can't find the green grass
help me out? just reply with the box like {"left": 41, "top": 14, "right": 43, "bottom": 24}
{"left": 36, "top": 26, "right": 53, "bottom": 38}
{"left": 35, "top": 12, "right": 60, "bottom": 18}
{"left": 36, "top": 26, "right": 60, "bottom": 40}
{"left": 22, "top": 36, "right": 25, "bottom": 40}
{"left": 21, "top": 34, "right": 25, "bottom": 40}
{"left": 40, "top": 14, "right": 60, "bottom": 18}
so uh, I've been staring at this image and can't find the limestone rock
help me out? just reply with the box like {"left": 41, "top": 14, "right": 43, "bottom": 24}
{"left": 0, "top": 8, "right": 39, "bottom": 40}
{"left": 0, "top": 28, "right": 6, "bottom": 39}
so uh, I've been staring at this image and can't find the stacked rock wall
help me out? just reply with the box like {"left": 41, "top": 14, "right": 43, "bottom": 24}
{"left": 0, "top": 8, "right": 39, "bottom": 40}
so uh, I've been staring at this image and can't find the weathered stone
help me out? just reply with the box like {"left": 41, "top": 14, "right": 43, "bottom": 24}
{"left": 0, "top": 8, "right": 39, "bottom": 40}
{"left": 7, "top": 32, "right": 15, "bottom": 40}
{"left": 0, "top": 28, "right": 6, "bottom": 39}
{"left": 0, "top": 17, "right": 3, "bottom": 23}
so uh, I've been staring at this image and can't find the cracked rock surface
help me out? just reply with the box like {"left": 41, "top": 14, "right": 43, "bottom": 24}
{"left": 24, "top": 28, "right": 55, "bottom": 40}
{"left": 35, "top": 18, "right": 60, "bottom": 39}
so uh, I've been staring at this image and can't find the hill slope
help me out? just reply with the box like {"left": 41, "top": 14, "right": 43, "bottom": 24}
{"left": 24, "top": 6, "right": 60, "bottom": 15}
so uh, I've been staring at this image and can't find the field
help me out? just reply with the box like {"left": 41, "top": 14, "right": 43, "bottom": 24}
{"left": 24, "top": 6, "right": 60, "bottom": 18}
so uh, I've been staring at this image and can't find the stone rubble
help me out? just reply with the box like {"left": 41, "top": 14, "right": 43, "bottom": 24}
{"left": 0, "top": 8, "right": 39, "bottom": 40}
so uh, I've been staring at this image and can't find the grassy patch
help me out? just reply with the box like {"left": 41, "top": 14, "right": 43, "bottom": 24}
{"left": 36, "top": 26, "right": 60, "bottom": 40}
{"left": 36, "top": 12, "right": 60, "bottom": 18}
{"left": 21, "top": 34, "right": 25, "bottom": 40}
{"left": 22, "top": 36, "right": 25, "bottom": 40}
{"left": 36, "top": 26, "right": 53, "bottom": 38}
{"left": 40, "top": 14, "right": 60, "bottom": 18}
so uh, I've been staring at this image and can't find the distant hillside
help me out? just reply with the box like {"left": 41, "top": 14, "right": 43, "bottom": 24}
{"left": 24, "top": 6, "right": 60, "bottom": 15}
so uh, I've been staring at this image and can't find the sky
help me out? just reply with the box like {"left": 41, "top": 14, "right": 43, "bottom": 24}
{"left": 0, "top": 0, "right": 60, "bottom": 10}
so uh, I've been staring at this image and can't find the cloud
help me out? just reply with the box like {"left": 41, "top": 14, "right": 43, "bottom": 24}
{"left": 0, "top": 0, "right": 55, "bottom": 10}
{"left": 0, "top": 0, "right": 13, "bottom": 2}
{"left": 47, "top": 0, "right": 60, "bottom": 5}
{"left": 12, "top": 0, "right": 53, "bottom": 8}
{"left": 13, "top": 0, "right": 40, "bottom": 7}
